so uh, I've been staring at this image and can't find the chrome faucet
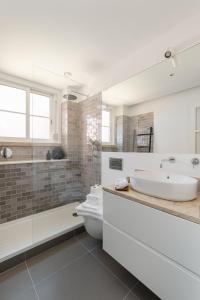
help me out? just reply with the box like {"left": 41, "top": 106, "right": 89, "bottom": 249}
{"left": 160, "top": 156, "right": 175, "bottom": 168}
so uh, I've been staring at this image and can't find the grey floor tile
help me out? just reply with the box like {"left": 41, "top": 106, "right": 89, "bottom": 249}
{"left": 27, "top": 237, "right": 87, "bottom": 285}
{"left": 132, "top": 282, "right": 160, "bottom": 300}
{"left": 92, "top": 247, "right": 138, "bottom": 289}
{"left": 36, "top": 253, "right": 129, "bottom": 300}
{"left": 124, "top": 290, "right": 139, "bottom": 300}
{"left": 76, "top": 231, "right": 102, "bottom": 250}
{"left": 13, "top": 287, "right": 38, "bottom": 300}
{"left": 0, "top": 263, "right": 34, "bottom": 300}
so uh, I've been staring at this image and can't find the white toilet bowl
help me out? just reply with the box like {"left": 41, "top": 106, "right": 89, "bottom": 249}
{"left": 76, "top": 185, "right": 103, "bottom": 240}
{"left": 83, "top": 215, "right": 103, "bottom": 240}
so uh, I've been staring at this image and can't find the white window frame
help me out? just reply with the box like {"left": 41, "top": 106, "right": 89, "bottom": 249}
{"left": 102, "top": 109, "right": 112, "bottom": 144}
{"left": 0, "top": 77, "right": 61, "bottom": 144}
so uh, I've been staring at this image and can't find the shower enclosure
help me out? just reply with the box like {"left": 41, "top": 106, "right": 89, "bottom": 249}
{"left": 0, "top": 71, "right": 102, "bottom": 271}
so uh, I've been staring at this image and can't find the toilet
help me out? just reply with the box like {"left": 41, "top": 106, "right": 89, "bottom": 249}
{"left": 76, "top": 185, "right": 103, "bottom": 240}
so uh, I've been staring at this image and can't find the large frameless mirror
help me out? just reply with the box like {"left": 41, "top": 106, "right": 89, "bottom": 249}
{"left": 102, "top": 43, "right": 200, "bottom": 153}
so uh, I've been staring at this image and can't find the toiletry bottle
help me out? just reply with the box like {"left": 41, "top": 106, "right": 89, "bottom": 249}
{"left": 46, "top": 150, "right": 51, "bottom": 160}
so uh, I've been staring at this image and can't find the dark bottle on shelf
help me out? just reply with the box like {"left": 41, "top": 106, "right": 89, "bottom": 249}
{"left": 46, "top": 150, "right": 51, "bottom": 160}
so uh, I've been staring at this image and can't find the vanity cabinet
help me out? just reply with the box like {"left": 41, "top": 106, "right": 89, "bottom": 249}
{"left": 103, "top": 191, "right": 200, "bottom": 300}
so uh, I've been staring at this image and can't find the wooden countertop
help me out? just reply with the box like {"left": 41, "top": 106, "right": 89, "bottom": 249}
{"left": 103, "top": 185, "right": 200, "bottom": 225}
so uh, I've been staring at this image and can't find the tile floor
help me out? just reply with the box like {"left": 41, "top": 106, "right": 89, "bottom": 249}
{"left": 0, "top": 231, "right": 160, "bottom": 300}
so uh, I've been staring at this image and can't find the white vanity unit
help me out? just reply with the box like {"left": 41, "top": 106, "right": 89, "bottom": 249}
{"left": 103, "top": 187, "right": 200, "bottom": 300}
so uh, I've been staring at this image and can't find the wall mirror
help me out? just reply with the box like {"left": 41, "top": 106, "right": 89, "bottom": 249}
{"left": 102, "top": 43, "right": 200, "bottom": 153}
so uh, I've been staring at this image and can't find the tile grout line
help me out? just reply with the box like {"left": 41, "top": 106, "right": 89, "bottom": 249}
{"left": 122, "top": 289, "right": 133, "bottom": 300}
{"left": 75, "top": 237, "right": 133, "bottom": 292}
{"left": 74, "top": 235, "right": 131, "bottom": 287}
{"left": 75, "top": 235, "right": 101, "bottom": 254}
{"left": 123, "top": 281, "right": 140, "bottom": 300}
{"left": 25, "top": 260, "right": 40, "bottom": 300}
{"left": 89, "top": 246, "right": 136, "bottom": 292}
{"left": 29, "top": 250, "right": 89, "bottom": 288}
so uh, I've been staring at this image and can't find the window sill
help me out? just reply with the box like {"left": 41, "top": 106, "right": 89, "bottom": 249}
{"left": 0, "top": 141, "right": 61, "bottom": 147}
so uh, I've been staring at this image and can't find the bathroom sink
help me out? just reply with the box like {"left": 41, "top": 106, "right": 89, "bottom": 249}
{"left": 130, "top": 170, "right": 198, "bottom": 201}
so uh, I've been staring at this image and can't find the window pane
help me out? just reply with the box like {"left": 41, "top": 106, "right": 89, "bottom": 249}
{"left": 30, "top": 116, "right": 50, "bottom": 139}
{"left": 30, "top": 93, "right": 50, "bottom": 117}
{"left": 102, "top": 111, "right": 110, "bottom": 127}
{"left": 0, "top": 85, "right": 26, "bottom": 113}
{"left": 102, "top": 126, "right": 110, "bottom": 143}
{"left": 196, "top": 107, "right": 200, "bottom": 130}
{"left": 0, "top": 111, "right": 26, "bottom": 137}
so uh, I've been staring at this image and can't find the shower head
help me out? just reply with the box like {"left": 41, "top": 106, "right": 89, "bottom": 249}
{"left": 63, "top": 93, "right": 77, "bottom": 101}
{"left": 63, "top": 87, "right": 88, "bottom": 101}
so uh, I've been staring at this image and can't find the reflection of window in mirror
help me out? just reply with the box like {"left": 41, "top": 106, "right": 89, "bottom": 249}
{"left": 102, "top": 110, "right": 111, "bottom": 143}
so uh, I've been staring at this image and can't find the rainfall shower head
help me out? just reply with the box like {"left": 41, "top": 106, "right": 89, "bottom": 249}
{"left": 63, "top": 87, "right": 88, "bottom": 101}
{"left": 63, "top": 93, "right": 77, "bottom": 101}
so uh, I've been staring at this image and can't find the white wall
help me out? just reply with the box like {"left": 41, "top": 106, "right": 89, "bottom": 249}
{"left": 127, "top": 86, "right": 200, "bottom": 153}
{"left": 102, "top": 152, "right": 200, "bottom": 186}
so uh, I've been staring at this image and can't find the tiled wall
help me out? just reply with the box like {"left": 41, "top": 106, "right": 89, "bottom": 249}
{"left": 0, "top": 93, "right": 102, "bottom": 223}
{"left": 105, "top": 112, "right": 154, "bottom": 152}
{"left": 62, "top": 94, "right": 102, "bottom": 198}
{"left": 133, "top": 112, "right": 154, "bottom": 152}
{"left": 79, "top": 94, "right": 102, "bottom": 196}
{"left": 61, "top": 101, "right": 81, "bottom": 163}
{"left": 115, "top": 115, "right": 132, "bottom": 152}
{"left": 0, "top": 160, "right": 81, "bottom": 224}
{"left": 0, "top": 145, "right": 56, "bottom": 162}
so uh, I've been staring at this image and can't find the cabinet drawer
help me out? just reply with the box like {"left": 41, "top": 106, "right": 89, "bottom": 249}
{"left": 103, "top": 222, "right": 200, "bottom": 300}
{"left": 103, "top": 191, "right": 200, "bottom": 276}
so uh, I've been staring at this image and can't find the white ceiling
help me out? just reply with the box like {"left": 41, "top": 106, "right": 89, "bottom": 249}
{"left": 0, "top": 0, "right": 200, "bottom": 91}
{"left": 102, "top": 43, "right": 200, "bottom": 105}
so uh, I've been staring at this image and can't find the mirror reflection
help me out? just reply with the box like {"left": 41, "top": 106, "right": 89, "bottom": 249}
{"left": 102, "top": 43, "right": 200, "bottom": 153}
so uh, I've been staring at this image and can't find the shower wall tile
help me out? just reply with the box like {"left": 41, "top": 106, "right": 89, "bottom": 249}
{"left": 0, "top": 93, "right": 102, "bottom": 223}
{"left": 114, "top": 112, "right": 154, "bottom": 152}
{"left": 0, "top": 145, "right": 56, "bottom": 162}
{"left": 133, "top": 112, "right": 154, "bottom": 152}
{"left": 0, "top": 160, "right": 82, "bottom": 223}
{"left": 79, "top": 94, "right": 102, "bottom": 197}
{"left": 61, "top": 94, "right": 102, "bottom": 199}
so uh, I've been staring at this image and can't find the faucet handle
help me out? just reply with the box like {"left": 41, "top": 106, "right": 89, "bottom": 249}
{"left": 191, "top": 158, "right": 200, "bottom": 168}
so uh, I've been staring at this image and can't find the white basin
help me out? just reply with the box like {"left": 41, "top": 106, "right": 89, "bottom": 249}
{"left": 130, "top": 170, "right": 198, "bottom": 201}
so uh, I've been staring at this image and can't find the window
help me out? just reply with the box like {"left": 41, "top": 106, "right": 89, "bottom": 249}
{"left": 0, "top": 83, "right": 57, "bottom": 142}
{"left": 30, "top": 93, "right": 50, "bottom": 140}
{"left": 0, "top": 85, "right": 26, "bottom": 138}
{"left": 102, "top": 110, "right": 111, "bottom": 143}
